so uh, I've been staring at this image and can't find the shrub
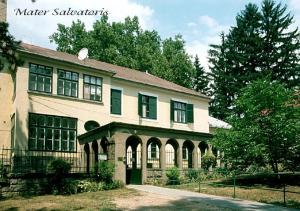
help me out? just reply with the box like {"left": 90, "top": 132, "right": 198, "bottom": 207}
{"left": 166, "top": 167, "right": 180, "bottom": 185}
{"left": 185, "top": 169, "right": 199, "bottom": 181}
{"left": 95, "top": 161, "right": 114, "bottom": 184}
{"left": 47, "top": 159, "right": 72, "bottom": 194}
{"left": 104, "top": 180, "right": 124, "bottom": 190}
{"left": 77, "top": 180, "right": 105, "bottom": 193}
{"left": 202, "top": 153, "right": 216, "bottom": 171}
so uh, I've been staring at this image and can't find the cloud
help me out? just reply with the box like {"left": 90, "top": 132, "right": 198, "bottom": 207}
{"left": 289, "top": 0, "right": 300, "bottom": 11}
{"left": 7, "top": 0, "right": 154, "bottom": 49}
{"left": 185, "top": 15, "right": 228, "bottom": 72}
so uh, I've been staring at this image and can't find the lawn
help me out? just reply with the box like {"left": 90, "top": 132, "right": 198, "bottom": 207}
{"left": 0, "top": 188, "right": 139, "bottom": 211}
{"left": 166, "top": 181, "right": 300, "bottom": 209}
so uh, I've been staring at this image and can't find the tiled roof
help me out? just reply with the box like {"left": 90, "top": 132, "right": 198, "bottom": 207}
{"left": 19, "top": 43, "right": 210, "bottom": 99}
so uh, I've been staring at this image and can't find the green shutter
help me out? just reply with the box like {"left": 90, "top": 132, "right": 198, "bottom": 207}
{"left": 111, "top": 89, "right": 121, "bottom": 115}
{"left": 138, "top": 93, "right": 142, "bottom": 116}
{"left": 187, "top": 104, "right": 194, "bottom": 123}
{"left": 149, "top": 96, "right": 157, "bottom": 119}
{"left": 170, "top": 100, "right": 174, "bottom": 121}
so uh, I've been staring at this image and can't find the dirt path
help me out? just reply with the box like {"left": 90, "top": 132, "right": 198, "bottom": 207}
{"left": 114, "top": 185, "right": 296, "bottom": 211}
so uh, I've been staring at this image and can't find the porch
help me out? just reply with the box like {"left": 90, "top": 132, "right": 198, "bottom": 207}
{"left": 78, "top": 122, "right": 217, "bottom": 184}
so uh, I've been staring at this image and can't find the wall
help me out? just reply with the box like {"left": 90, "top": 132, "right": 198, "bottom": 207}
{"left": 0, "top": 0, "right": 7, "bottom": 22}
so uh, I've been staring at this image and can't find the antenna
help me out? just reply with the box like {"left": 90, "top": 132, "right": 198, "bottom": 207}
{"left": 78, "top": 48, "right": 89, "bottom": 61}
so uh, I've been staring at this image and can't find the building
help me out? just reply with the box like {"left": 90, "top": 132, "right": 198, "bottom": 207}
{"left": 0, "top": 0, "right": 224, "bottom": 184}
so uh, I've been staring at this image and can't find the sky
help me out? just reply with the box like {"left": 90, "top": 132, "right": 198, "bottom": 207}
{"left": 7, "top": 0, "right": 300, "bottom": 70}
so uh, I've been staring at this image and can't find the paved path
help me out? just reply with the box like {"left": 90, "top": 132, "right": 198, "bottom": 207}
{"left": 127, "top": 185, "right": 296, "bottom": 211}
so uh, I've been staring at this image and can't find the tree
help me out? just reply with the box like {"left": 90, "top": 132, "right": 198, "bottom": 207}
{"left": 0, "top": 22, "right": 23, "bottom": 71}
{"left": 209, "top": 0, "right": 300, "bottom": 120}
{"left": 212, "top": 78, "right": 300, "bottom": 173}
{"left": 193, "top": 55, "right": 209, "bottom": 95}
{"left": 50, "top": 16, "right": 196, "bottom": 88}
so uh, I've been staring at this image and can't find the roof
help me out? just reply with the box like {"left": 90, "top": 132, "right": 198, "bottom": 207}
{"left": 19, "top": 43, "right": 210, "bottom": 100}
{"left": 208, "top": 116, "right": 231, "bottom": 129}
{"left": 78, "top": 122, "right": 213, "bottom": 144}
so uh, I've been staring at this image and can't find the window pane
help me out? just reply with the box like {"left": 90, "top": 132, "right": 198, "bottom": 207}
{"left": 37, "top": 76, "right": 44, "bottom": 91}
{"left": 30, "top": 114, "right": 37, "bottom": 126}
{"left": 45, "top": 67, "right": 52, "bottom": 75}
{"left": 84, "top": 75, "right": 90, "bottom": 83}
{"left": 62, "top": 130, "right": 68, "bottom": 151}
{"left": 69, "top": 141, "right": 75, "bottom": 151}
{"left": 54, "top": 129, "right": 60, "bottom": 151}
{"left": 30, "top": 64, "right": 37, "bottom": 73}
{"left": 37, "top": 128, "right": 45, "bottom": 150}
{"left": 58, "top": 79, "right": 64, "bottom": 95}
{"left": 44, "top": 77, "right": 51, "bottom": 92}
{"left": 71, "top": 82, "right": 77, "bottom": 97}
{"left": 62, "top": 118, "right": 68, "bottom": 128}
{"left": 38, "top": 115, "right": 45, "bottom": 126}
{"left": 58, "top": 70, "right": 65, "bottom": 78}
{"left": 64, "top": 80, "right": 71, "bottom": 96}
{"left": 90, "top": 85, "right": 96, "bottom": 100}
{"left": 84, "top": 84, "right": 90, "bottom": 99}
{"left": 72, "top": 73, "right": 78, "bottom": 81}
{"left": 45, "top": 129, "right": 53, "bottom": 150}
{"left": 54, "top": 117, "right": 61, "bottom": 127}
{"left": 65, "top": 71, "right": 71, "bottom": 80}
{"left": 90, "top": 76, "right": 96, "bottom": 84}
{"left": 47, "top": 116, "right": 53, "bottom": 127}
{"left": 96, "top": 78, "right": 101, "bottom": 85}
{"left": 96, "top": 86, "right": 101, "bottom": 101}
{"left": 69, "top": 119, "right": 76, "bottom": 129}
{"left": 29, "top": 74, "right": 37, "bottom": 90}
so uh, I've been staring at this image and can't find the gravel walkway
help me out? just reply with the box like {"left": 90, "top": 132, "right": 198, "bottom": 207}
{"left": 127, "top": 185, "right": 296, "bottom": 211}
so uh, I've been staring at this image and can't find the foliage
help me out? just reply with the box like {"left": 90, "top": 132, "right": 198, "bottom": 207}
{"left": 47, "top": 159, "right": 72, "bottom": 194}
{"left": 201, "top": 153, "right": 217, "bottom": 171}
{"left": 77, "top": 179, "right": 105, "bottom": 193}
{"left": 50, "top": 15, "right": 197, "bottom": 89}
{"left": 0, "top": 22, "right": 23, "bottom": 72}
{"left": 166, "top": 167, "right": 180, "bottom": 185}
{"left": 212, "top": 78, "right": 300, "bottom": 173}
{"left": 185, "top": 169, "right": 199, "bottom": 181}
{"left": 193, "top": 55, "right": 210, "bottom": 95}
{"left": 209, "top": 0, "right": 300, "bottom": 120}
{"left": 95, "top": 161, "right": 115, "bottom": 184}
{"left": 103, "top": 180, "right": 125, "bottom": 190}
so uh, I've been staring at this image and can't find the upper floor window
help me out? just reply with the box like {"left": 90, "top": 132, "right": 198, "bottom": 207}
{"left": 29, "top": 63, "right": 52, "bottom": 93}
{"left": 83, "top": 75, "right": 102, "bottom": 101}
{"left": 57, "top": 69, "right": 79, "bottom": 97}
{"left": 138, "top": 94, "right": 157, "bottom": 119}
{"left": 171, "top": 101, "right": 194, "bottom": 123}
{"left": 28, "top": 113, "right": 77, "bottom": 152}
{"left": 111, "top": 89, "right": 122, "bottom": 115}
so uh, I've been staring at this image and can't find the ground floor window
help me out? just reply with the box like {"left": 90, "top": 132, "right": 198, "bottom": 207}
{"left": 28, "top": 113, "right": 77, "bottom": 152}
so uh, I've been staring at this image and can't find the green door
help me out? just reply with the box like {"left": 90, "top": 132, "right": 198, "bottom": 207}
{"left": 126, "top": 143, "right": 142, "bottom": 184}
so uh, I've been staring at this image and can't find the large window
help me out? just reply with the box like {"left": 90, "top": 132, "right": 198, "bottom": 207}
{"left": 28, "top": 113, "right": 77, "bottom": 152}
{"left": 83, "top": 75, "right": 102, "bottom": 101}
{"left": 111, "top": 89, "right": 122, "bottom": 115}
{"left": 171, "top": 101, "right": 194, "bottom": 123}
{"left": 138, "top": 94, "right": 157, "bottom": 119}
{"left": 29, "top": 63, "right": 52, "bottom": 93}
{"left": 57, "top": 69, "right": 78, "bottom": 97}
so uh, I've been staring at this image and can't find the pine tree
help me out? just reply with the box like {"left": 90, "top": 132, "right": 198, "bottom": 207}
{"left": 193, "top": 55, "right": 209, "bottom": 95}
{"left": 209, "top": 0, "right": 300, "bottom": 120}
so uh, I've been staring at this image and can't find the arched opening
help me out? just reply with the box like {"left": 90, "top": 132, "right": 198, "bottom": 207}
{"left": 147, "top": 137, "right": 161, "bottom": 169}
{"left": 100, "top": 137, "right": 108, "bottom": 154}
{"left": 198, "top": 141, "right": 208, "bottom": 168}
{"left": 165, "top": 139, "right": 178, "bottom": 168}
{"left": 126, "top": 135, "right": 142, "bottom": 184}
{"left": 84, "top": 143, "right": 90, "bottom": 173}
{"left": 182, "top": 140, "right": 194, "bottom": 169}
{"left": 92, "top": 141, "right": 98, "bottom": 172}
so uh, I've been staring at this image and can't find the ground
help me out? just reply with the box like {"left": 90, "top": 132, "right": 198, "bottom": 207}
{"left": 0, "top": 186, "right": 297, "bottom": 210}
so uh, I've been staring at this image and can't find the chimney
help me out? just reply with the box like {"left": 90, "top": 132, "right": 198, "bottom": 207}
{"left": 0, "top": 0, "right": 7, "bottom": 22}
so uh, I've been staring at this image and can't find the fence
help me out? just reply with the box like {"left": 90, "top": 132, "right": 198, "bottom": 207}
{"left": 164, "top": 169, "right": 300, "bottom": 207}
{"left": 0, "top": 147, "right": 88, "bottom": 175}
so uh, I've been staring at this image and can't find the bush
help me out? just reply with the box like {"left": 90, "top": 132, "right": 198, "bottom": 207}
{"left": 202, "top": 153, "right": 216, "bottom": 171}
{"left": 166, "top": 167, "right": 180, "bottom": 185}
{"left": 185, "top": 169, "right": 199, "bottom": 181}
{"left": 77, "top": 179, "right": 105, "bottom": 193}
{"left": 104, "top": 180, "right": 124, "bottom": 190}
{"left": 47, "top": 159, "right": 72, "bottom": 194}
{"left": 95, "top": 161, "right": 114, "bottom": 184}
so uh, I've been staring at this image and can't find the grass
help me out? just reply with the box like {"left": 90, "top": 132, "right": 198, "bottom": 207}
{"left": 0, "top": 188, "right": 139, "bottom": 211}
{"left": 166, "top": 181, "right": 300, "bottom": 209}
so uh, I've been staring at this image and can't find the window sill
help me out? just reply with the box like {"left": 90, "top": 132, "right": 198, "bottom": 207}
{"left": 28, "top": 90, "right": 104, "bottom": 105}
{"left": 140, "top": 117, "right": 158, "bottom": 122}
{"left": 110, "top": 113, "right": 122, "bottom": 118}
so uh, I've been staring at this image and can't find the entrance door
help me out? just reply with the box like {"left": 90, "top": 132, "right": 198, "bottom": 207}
{"left": 126, "top": 137, "right": 142, "bottom": 184}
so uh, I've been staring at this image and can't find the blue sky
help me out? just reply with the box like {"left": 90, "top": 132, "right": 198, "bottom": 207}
{"left": 7, "top": 0, "right": 300, "bottom": 70}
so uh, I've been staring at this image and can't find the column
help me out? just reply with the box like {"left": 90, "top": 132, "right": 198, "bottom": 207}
{"left": 141, "top": 137, "right": 147, "bottom": 184}
{"left": 192, "top": 141, "right": 198, "bottom": 169}
{"left": 177, "top": 140, "right": 183, "bottom": 170}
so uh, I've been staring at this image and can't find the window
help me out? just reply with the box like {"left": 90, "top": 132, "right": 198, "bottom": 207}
{"left": 29, "top": 63, "right": 52, "bottom": 93}
{"left": 170, "top": 101, "right": 194, "bottom": 123}
{"left": 28, "top": 113, "right": 77, "bottom": 152}
{"left": 57, "top": 69, "right": 78, "bottom": 97}
{"left": 83, "top": 75, "right": 102, "bottom": 101}
{"left": 138, "top": 94, "right": 157, "bottom": 119}
{"left": 111, "top": 89, "right": 122, "bottom": 115}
